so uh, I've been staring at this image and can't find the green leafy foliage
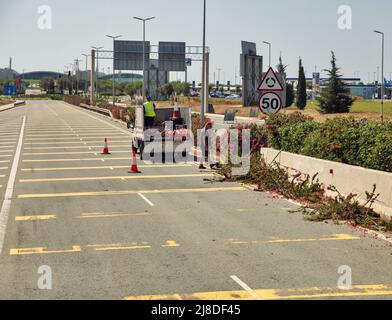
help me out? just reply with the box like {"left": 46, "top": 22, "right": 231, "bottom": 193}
{"left": 263, "top": 113, "right": 392, "bottom": 173}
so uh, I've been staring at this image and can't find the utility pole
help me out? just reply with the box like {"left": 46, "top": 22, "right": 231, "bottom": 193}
{"left": 374, "top": 30, "right": 385, "bottom": 122}
{"left": 106, "top": 35, "right": 122, "bottom": 106}
{"left": 133, "top": 17, "right": 155, "bottom": 103}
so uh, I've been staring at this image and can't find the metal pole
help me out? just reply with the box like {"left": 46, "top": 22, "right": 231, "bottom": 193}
{"left": 143, "top": 20, "right": 146, "bottom": 102}
{"left": 201, "top": 0, "right": 206, "bottom": 125}
{"left": 374, "top": 30, "right": 385, "bottom": 121}
{"left": 90, "top": 50, "right": 96, "bottom": 106}
{"left": 381, "top": 33, "right": 385, "bottom": 122}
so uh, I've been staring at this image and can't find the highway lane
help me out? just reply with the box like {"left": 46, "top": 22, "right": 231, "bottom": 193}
{"left": 0, "top": 100, "right": 391, "bottom": 300}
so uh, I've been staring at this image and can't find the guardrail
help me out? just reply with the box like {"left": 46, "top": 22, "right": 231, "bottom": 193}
{"left": 79, "top": 103, "right": 113, "bottom": 118}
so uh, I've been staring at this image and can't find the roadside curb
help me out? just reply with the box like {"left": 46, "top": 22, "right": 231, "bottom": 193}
{"left": 0, "top": 101, "right": 25, "bottom": 113}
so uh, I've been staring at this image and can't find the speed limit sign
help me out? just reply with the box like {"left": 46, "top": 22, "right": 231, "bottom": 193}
{"left": 258, "top": 92, "right": 282, "bottom": 115}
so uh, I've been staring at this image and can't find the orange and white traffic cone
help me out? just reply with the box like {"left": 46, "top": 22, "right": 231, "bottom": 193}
{"left": 102, "top": 138, "right": 111, "bottom": 155}
{"left": 129, "top": 150, "right": 141, "bottom": 174}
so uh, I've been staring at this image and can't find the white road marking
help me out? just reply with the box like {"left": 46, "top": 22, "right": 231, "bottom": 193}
{"left": 230, "top": 276, "right": 261, "bottom": 300}
{"left": 0, "top": 116, "right": 26, "bottom": 254}
{"left": 138, "top": 193, "right": 155, "bottom": 207}
{"left": 0, "top": 167, "right": 8, "bottom": 170}
{"left": 69, "top": 104, "right": 132, "bottom": 136}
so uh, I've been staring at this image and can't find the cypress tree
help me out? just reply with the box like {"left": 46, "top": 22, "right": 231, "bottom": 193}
{"left": 318, "top": 51, "right": 354, "bottom": 114}
{"left": 296, "top": 58, "right": 307, "bottom": 110}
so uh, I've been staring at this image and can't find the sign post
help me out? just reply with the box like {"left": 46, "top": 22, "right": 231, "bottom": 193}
{"left": 257, "top": 67, "right": 286, "bottom": 115}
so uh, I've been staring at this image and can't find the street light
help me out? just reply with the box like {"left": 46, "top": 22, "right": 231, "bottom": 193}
{"left": 106, "top": 35, "right": 122, "bottom": 106}
{"left": 374, "top": 30, "right": 385, "bottom": 122}
{"left": 92, "top": 46, "right": 104, "bottom": 98}
{"left": 201, "top": 0, "right": 207, "bottom": 125}
{"left": 82, "top": 54, "right": 90, "bottom": 94}
{"left": 263, "top": 41, "right": 271, "bottom": 68}
{"left": 133, "top": 16, "right": 155, "bottom": 103}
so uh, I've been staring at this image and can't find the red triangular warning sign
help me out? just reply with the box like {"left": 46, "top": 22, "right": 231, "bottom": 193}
{"left": 258, "top": 67, "right": 284, "bottom": 91}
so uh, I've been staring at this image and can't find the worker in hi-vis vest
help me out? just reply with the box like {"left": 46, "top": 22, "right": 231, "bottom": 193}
{"left": 144, "top": 96, "right": 157, "bottom": 128}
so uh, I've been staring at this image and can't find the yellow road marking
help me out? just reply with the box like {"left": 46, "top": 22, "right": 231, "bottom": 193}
{"left": 123, "top": 284, "right": 392, "bottom": 300}
{"left": 87, "top": 243, "right": 152, "bottom": 251}
{"left": 24, "top": 145, "right": 130, "bottom": 150}
{"left": 26, "top": 133, "right": 121, "bottom": 137}
{"left": 78, "top": 212, "right": 151, "bottom": 219}
{"left": 23, "top": 151, "right": 130, "bottom": 156}
{"left": 21, "top": 164, "right": 193, "bottom": 172}
{"left": 15, "top": 215, "right": 56, "bottom": 221}
{"left": 227, "top": 234, "right": 360, "bottom": 245}
{"left": 10, "top": 246, "right": 81, "bottom": 256}
{"left": 25, "top": 140, "right": 130, "bottom": 145}
{"left": 25, "top": 136, "right": 126, "bottom": 141}
{"left": 20, "top": 173, "right": 214, "bottom": 183}
{"left": 18, "top": 187, "right": 246, "bottom": 199}
{"left": 23, "top": 157, "right": 132, "bottom": 163}
{"left": 10, "top": 240, "right": 178, "bottom": 256}
{"left": 161, "top": 240, "right": 181, "bottom": 248}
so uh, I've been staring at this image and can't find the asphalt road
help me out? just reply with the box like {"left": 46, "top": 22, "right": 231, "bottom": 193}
{"left": 0, "top": 100, "right": 391, "bottom": 300}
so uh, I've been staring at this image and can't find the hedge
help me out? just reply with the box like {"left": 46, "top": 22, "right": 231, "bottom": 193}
{"left": 263, "top": 113, "right": 392, "bottom": 173}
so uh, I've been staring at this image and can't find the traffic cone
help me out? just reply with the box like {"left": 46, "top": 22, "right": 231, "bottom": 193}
{"left": 129, "top": 150, "right": 141, "bottom": 174}
{"left": 102, "top": 138, "right": 111, "bottom": 155}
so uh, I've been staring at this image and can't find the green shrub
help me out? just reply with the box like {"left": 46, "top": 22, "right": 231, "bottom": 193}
{"left": 262, "top": 113, "right": 392, "bottom": 173}
{"left": 265, "top": 112, "right": 312, "bottom": 149}
{"left": 279, "top": 121, "right": 320, "bottom": 154}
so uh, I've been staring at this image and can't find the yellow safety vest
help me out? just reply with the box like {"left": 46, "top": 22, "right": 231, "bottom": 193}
{"left": 144, "top": 102, "right": 156, "bottom": 117}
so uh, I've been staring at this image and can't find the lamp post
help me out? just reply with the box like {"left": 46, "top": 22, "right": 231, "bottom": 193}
{"left": 82, "top": 54, "right": 90, "bottom": 94}
{"left": 374, "top": 30, "right": 385, "bottom": 122}
{"left": 201, "top": 0, "right": 207, "bottom": 125}
{"left": 133, "top": 17, "right": 155, "bottom": 103}
{"left": 92, "top": 46, "right": 104, "bottom": 98}
{"left": 263, "top": 41, "right": 271, "bottom": 68}
{"left": 106, "top": 35, "right": 122, "bottom": 106}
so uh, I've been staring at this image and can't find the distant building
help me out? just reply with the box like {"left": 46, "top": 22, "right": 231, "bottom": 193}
{"left": 18, "top": 71, "right": 66, "bottom": 80}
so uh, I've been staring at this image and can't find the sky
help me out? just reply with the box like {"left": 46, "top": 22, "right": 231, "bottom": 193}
{"left": 1, "top": 0, "right": 392, "bottom": 83}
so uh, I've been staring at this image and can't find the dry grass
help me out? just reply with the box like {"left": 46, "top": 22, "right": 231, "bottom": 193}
{"left": 0, "top": 99, "right": 13, "bottom": 107}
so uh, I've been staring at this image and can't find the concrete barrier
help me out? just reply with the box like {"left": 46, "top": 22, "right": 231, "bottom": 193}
{"left": 14, "top": 100, "right": 26, "bottom": 106}
{"left": 79, "top": 103, "right": 113, "bottom": 118}
{"left": 261, "top": 148, "right": 392, "bottom": 221}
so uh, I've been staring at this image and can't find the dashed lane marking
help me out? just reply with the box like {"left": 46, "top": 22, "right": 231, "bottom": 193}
{"left": 10, "top": 240, "right": 179, "bottom": 256}
{"left": 226, "top": 234, "right": 360, "bottom": 245}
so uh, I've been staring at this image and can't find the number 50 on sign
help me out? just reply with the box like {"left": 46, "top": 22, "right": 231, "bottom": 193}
{"left": 258, "top": 92, "right": 282, "bottom": 115}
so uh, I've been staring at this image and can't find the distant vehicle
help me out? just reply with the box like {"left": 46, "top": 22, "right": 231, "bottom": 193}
{"left": 190, "top": 91, "right": 200, "bottom": 97}
{"left": 226, "top": 94, "right": 241, "bottom": 99}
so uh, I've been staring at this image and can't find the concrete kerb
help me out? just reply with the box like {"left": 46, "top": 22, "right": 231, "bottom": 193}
{"left": 0, "top": 101, "right": 25, "bottom": 113}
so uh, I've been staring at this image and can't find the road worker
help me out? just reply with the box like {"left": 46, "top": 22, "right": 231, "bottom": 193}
{"left": 144, "top": 96, "right": 157, "bottom": 128}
